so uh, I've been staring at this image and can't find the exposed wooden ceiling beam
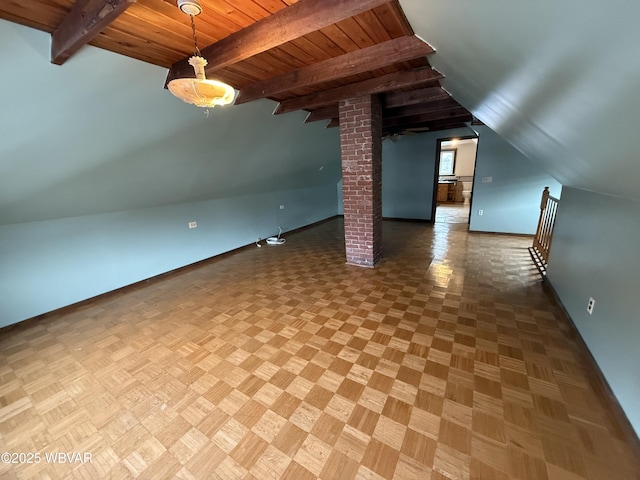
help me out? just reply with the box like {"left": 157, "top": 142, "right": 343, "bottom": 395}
{"left": 304, "top": 106, "right": 339, "bottom": 123}
{"left": 428, "top": 114, "right": 474, "bottom": 128}
{"left": 383, "top": 108, "right": 471, "bottom": 130}
{"left": 326, "top": 118, "right": 340, "bottom": 129}
{"left": 383, "top": 87, "right": 450, "bottom": 109}
{"left": 165, "top": 0, "right": 394, "bottom": 86}
{"left": 274, "top": 67, "right": 444, "bottom": 115}
{"left": 383, "top": 98, "right": 462, "bottom": 120}
{"left": 307, "top": 87, "right": 453, "bottom": 124}
{"left": 235, "top": 36, "right": 434, "bottom": 105}
{"left": 382, "top": 118, "right": 473, "bottom": 136}
{"left": 425, "top": 121, "right": 471, "bottom": 132}
{"left": 411, "top": 118, "right": 471, "bottom": 133}
{"left": 51, "top": 0, "right": 137, "bottom": 65}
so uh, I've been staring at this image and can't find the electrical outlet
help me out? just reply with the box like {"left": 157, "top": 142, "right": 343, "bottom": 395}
{"left": 188, "top": 221, "right": 197, "bottom": 229}
{"left": 279, "top": 204, "right": 285, "bottom": 209}
{"left": 478, "top": 209, "right": 483, "bottom": 216}
{"left": 482, "top": 176, "right": 493, "bottom": 183}
{"left": 587, "top": 297, "right": 595, "bottom": 315}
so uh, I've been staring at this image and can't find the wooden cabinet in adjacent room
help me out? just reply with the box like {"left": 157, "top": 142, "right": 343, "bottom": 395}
{"left": 437, "top": 183, "right": 449, "bottom": 202}
{"left": 437, "top": 181, "right": 463, "bottom": 203}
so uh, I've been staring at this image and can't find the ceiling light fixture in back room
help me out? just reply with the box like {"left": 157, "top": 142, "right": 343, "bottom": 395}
{"left": 167, "top": 0, "right": 236, "bottom": 109}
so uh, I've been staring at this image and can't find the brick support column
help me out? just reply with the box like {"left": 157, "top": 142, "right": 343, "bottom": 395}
{"left": 339, "top": 95, "right": 382, "bottom": 267}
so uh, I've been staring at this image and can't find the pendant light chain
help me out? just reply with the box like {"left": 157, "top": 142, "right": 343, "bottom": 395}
{"left": 190, "top": 14, "right": 202, "bottom": 57}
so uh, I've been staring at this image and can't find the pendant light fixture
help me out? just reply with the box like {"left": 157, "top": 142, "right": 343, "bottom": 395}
{"left": 167, "top": 0, "right": 236, "bottom": 108}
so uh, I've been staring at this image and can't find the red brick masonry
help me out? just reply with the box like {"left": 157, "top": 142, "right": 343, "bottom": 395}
{"left": 339, "top": 95, "right": 382, "bottom": 267}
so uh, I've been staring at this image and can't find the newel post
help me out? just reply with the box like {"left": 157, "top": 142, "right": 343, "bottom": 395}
{"left": 534, "top": 187, "right": 549, "bottom": 246}
{"left": 540, "top": 186, "right": 550, "bottom": 211}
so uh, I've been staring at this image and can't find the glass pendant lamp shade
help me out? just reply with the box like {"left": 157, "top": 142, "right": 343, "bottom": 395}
{"left": 168, "top": 56, "right": 236, "bottom": 108}
{"left": 168, "top": 0, "right": 236, "bottom": 108}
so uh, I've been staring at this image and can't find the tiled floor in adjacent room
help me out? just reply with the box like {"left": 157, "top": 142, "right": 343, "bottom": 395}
{"left": 435, "top": 203, "right": 470, "bottom": 225}
{"left": 1, "top": 217, "right": 638, "bottom": 479}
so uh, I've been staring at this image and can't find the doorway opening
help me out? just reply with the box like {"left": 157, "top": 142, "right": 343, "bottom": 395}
{"left": 432, "top": 136, "right": 478, "bottom": 225}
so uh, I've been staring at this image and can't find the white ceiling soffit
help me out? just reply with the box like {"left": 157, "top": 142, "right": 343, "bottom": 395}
{"left": 400, "top": 0, "right": 640, "bottom": 201}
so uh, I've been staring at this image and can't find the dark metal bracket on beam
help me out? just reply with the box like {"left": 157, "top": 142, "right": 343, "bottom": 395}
{"left": 51, "top": 0, "right": 137, "bottom": 65}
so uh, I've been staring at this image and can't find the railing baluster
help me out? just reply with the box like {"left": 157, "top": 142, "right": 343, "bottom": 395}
{"left": 529, "top": 186, "right": 559, "bottom": 276}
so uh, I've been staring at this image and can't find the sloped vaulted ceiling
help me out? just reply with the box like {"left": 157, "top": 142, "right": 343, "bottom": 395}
{"left": 0, "top": 22, "right": 341, "bottom": 226}
{"left": 3, "top": 0, "right": 639, "bottom": 212}
{"left": 400, "top": 0, "right": 640, "bottom": 201}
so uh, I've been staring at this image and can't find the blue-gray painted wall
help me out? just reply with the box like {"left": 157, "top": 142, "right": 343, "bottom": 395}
{"left": 0, "top": 21, "right": 341, "bottom": 327}
{"left": 345, "top": 125, "right": 558, "bottom": 231}
{"left": 381, "top": 127, "right": 472, "bottom": 220}
{"left": 469, "top": 126, "right": 561, "bottom": 234}
{"left": 547, "top": 187, "right": 640, "bottom": 434}
{"left": 0, "top": 186, "right": 337, "bottom": 327}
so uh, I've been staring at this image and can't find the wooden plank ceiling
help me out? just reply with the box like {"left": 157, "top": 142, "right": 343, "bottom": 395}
{"left": 0, "top": 0, "right": 474, "bottom": 135}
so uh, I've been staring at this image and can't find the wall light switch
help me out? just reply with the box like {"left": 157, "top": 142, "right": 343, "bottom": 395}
{"left": 279, "top": 204, "right": 285, "bottom": 209}
{"left": 482, "top": 176, "right": 493, "bottom": 183}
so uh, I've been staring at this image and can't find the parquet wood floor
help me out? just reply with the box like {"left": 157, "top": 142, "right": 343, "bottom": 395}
{"left": 1, "top": 218, "right": 638, "bottom": 479}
